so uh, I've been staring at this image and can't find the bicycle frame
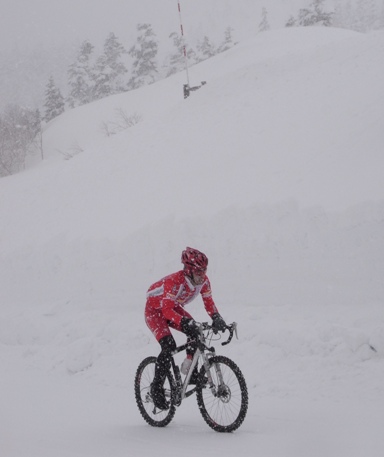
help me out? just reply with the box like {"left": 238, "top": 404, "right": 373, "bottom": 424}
{"left": 168, "top": 323, "right": 237, "bottom": 405}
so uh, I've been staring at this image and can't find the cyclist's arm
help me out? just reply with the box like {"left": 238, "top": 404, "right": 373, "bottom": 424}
{"left": 201, "top": 278, "right": 219, "bottom": 318}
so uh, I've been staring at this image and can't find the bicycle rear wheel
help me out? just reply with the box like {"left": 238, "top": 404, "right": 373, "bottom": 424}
{"left": 196, "top": 355, "right": 248, "bottom": 432}
{"left": 134, "top": 356, "right": 176, "bottom": 427}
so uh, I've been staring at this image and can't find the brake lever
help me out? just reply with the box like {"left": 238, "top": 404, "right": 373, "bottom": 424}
{"left": 221, "top": 322, "right": 238, "bottom": 346}
{"left": 233, "top": 322, "right": 238, "bottom": 340}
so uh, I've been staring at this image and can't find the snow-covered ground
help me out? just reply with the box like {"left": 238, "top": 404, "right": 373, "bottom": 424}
{"left": 1, "top": 27, "right": 384, "bottom": 456}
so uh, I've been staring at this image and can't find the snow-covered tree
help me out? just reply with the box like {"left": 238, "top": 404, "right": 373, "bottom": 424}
{"left": 67, "top": 40, "right": 96, "bottom": 108}
{"left": 380, "top": 0, "right": 384, "bottom": 28}
{"left": 333, "top": 0, "right": 381, "bottom": 32}
{"left": 196, "top": 36, "right": 216, "bottom": 61}
{"left": 259, "top": 7, "right": 271, "bottom": 32}
{"left": 297, "top": 0, "right": 334, "bottom": 27}
{"left": 365, "top": 0, "right": 378, "bottom": 29}
{"left": 93, "top": 32, "right": 128, "bottom": 100}
{"left": 43, "top": 76, "right": 65, "bottom": 122}
{"left": 128, "top": 23, "right": 159, "bottom": 90}
{"left": 166, "top": 32, "right": 184, "bottom": 76}
{"left": 353, "top": 0, "right": 378, "bottom": 31}
{"left": 165, "top": 32, "right": 196, "bottom": 77}
{"left": 0, "top": 105, "right": 41, "bottom": 176}
{"left": 333, "top": 0, "right": 346, "bottom": 27}
{"left": 30, "top": 109, "right": 43, "bottom": 160}
{"left": 286, "top": 15, "right": 297, "bottom": 27}
{"left": 342, "top": 1, "right": 354, "bottom": 29}
{"left": 217, "top": 26, "right": 235, "bottom": 53}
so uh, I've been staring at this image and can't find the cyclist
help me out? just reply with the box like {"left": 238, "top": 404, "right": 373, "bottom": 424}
{"left": 145, "top": 247, "right": 227, "bottom": 410}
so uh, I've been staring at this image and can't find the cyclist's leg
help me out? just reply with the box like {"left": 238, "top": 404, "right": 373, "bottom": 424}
{"left": 145, "top": 306, "right": 177, "bottom": 409}
{"left": 156, "top": 335, "right": 177, "bottom": 378}
{"left": 171, "top": 306, "right": 195, "bottom": 356}
{"left": 145, "top": 303, "right": 171, "bottom": 341}
{"left": 171, "top": 307, "right": 200, "bottom": 383}
{"left": 151, "top": 335, "right": 176, "bottom": 409}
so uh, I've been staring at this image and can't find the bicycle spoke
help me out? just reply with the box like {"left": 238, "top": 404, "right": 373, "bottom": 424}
{"left": 134, "top": 356, "right": 176, "bottom": 427}
{"left": 196, "top": 355, "right": 248, "bottom": 432}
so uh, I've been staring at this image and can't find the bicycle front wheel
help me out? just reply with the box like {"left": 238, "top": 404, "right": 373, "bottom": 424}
{"left": 196, "top": 355, "right": 248, "bottom": 432}
{"left": 134, "top": 356, "right": 176, "bottom": 427}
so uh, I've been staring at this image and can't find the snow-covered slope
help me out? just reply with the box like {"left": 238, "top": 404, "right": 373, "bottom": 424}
{"left": 1, "top": 27, "right": 384, "bottom": 456}
{"left": 1, "top": 26, "right": 383, "bottom": 303}
{"left": 5, "top": 28, "right": 384, "bottom": 236}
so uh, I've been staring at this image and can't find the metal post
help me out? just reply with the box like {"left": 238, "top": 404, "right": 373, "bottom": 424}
{"left": 177, "top": 0, "right": 190, "bottom": 89}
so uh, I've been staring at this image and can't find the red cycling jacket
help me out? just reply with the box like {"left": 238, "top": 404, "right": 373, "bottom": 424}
{"left": 146, "top": 270, "right": 219, "bottom": 327}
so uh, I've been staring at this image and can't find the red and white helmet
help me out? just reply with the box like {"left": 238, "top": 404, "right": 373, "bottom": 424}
{"left": 181, "top": 247, "right": 208, "bottom": 274}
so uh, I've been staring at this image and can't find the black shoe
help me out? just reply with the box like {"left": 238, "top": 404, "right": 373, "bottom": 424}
{"left": 150, "top": 382, "right": 170, "bottom": 410}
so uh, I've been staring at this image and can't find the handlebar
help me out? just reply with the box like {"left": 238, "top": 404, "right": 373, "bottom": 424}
{"left": 199, "top": 321, "right": 238, "bottom": 346}
{"left": 222, "top": 322, "right": 238, "bottom": 346}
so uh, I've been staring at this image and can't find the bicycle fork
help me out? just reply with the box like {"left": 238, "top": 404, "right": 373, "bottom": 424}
{"left": 201, "top": 352, "right": 226, "bottom": 398}
{"left": 186, "top": 348, "right": 226, "bottom": 399}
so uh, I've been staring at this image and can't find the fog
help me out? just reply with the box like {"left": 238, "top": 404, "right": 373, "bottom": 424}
{"left": 0, "top": 0, "right": 382, "bottom": 110}
{"left": 0, "top": 0, "right": 311, "bottom": 52}
{"left": 0, "top": 0, "right": 289, "bottom": 109}
{"left": 1, "top": 1, "right": 170, "bottom": 51}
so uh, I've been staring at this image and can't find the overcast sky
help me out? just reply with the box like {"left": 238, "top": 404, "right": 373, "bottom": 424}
{"left": 0, "top": 0, "right": 180, "bottom": 52}
{"left": 0, "top": 0, "right": 307, "bottom": 54}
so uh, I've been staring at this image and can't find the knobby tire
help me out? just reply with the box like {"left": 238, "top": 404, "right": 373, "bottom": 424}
{"left": 196, "top": 355, "right": 248, "bottom": 432}
{"left": 134, "top": 356, "right": 176, "bottom": 427}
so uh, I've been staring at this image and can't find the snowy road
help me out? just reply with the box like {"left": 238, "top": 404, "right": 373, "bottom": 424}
{"left": 2, "top": 345, "right": 384, "bottom": 457}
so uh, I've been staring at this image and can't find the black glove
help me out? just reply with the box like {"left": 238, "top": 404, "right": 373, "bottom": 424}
{"left": 180, "top": 317, "right": 200, "bottom": 339}
{"left": 212, "top": 313, "right": 227, "bottom": 333}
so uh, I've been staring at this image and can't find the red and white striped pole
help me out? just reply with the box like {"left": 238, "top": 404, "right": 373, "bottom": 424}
{"left": 177, "top": 0, "right": 190, "bottom": 88}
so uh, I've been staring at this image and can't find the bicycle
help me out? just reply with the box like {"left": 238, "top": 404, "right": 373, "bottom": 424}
{"left": 134, "top": 322, "right": 248, "bottom": 432}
